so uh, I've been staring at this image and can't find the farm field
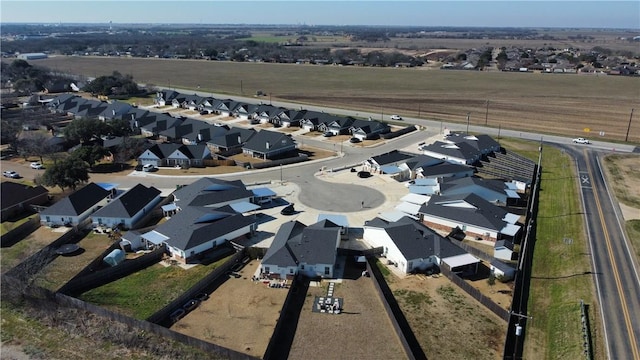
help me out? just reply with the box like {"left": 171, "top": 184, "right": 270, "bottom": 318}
{"left": 37, "top": 56, "right": 640, "bottom": 142}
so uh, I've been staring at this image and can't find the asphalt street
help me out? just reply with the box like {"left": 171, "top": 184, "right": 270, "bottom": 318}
{"left": 561, "top": 145, "right": 640, "bottom": 360}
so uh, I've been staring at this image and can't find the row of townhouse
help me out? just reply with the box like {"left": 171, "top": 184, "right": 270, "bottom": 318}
{"left": 45, "top": 91, "right": 389, "bottom": 164}
{"left": 155, "top": 89, "right": 390, "bottom": 139}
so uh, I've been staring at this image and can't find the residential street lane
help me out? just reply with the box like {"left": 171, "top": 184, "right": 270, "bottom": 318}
{"left": 566, "top": 145, "right": 640, "bottom": 360}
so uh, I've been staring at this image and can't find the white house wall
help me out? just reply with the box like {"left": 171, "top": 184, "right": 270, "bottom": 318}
{"left": 421, "top": 214, "right": 498, "bottom": 239}
{"left": 170, "top": 224, "right": 253, "bottom": 260}
{"left": 421, "top": 150, "right": 468, "bottom": 165}
{"left": 261, "top": 264, "right": 297, "bottom": 279}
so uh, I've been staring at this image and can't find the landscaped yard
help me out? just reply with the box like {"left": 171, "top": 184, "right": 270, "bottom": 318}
{"left": 79, "top": 255, "right": 232, "bottom": 320}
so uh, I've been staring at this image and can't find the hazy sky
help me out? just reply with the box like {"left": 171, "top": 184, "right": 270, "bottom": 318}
{"left": 1, "top": 1, "right": 639, "bottom": 29}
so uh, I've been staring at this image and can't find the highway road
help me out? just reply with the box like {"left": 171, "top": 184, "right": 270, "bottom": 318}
{"left": 563, "top": 145, "right": 640, "bottom": 360}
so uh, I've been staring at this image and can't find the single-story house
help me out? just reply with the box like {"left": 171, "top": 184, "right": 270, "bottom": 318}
{"left": 418, "top": 192, "right": 522, "bottom": 242}
{"left": 260, "top": 219, "right": 341, "bottom": 279}
{"left": 242, "top": 130, "right": 297, "bottom": 160}
{"left": 1, "top": 182, "right": 49, "bottom": 221}
{"left": 39, "top": 183, "right": 112, "bottom": 227}
{"left": 141, "top": 204, "right": 256, "bottom": 263}
{"left": 91, "top": 184, "right": 162, "bottom": 230}
{"left": 439, "top": 176, "right": 521, "bottom": 205}
{"left": 363, "top": 216, "right": 479, "bottom": 274}
{"left": 138, "top": 143, "right": 212, "bottom": 168}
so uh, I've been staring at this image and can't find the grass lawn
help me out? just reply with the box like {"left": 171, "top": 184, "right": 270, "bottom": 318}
{"left": 33, "top": 232, "right": 116, "bottom": 291}
{"left": 79, "top": 255, "right": 232, "bottom": 320}
{"left": 0, "top": 215, "right": 33, "bottom": 236}
{"left": 522, "top": 144, "right": 604, "bottom": 359}
{"left": 626, "top": 220, "right": 640, "bottom": 260}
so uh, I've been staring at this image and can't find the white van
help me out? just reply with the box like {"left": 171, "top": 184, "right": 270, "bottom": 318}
{"left": 143, "top": 164, "right": 155, "bottom": 172}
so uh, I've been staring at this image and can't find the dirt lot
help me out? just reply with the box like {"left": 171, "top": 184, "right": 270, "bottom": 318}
{"left": 288, "top": 256, "right": 405, "bottom": 360}
{"left": 388, "top": 273, "right": 507, "bottom": 360}
{"left": 171, "top": 260, "right": 288, "bottom": 358}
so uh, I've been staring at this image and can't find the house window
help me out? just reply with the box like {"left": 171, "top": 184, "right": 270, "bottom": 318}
{"left": 289, "top": 268, "right": 294, "bottom": 274}
{"left": 324, "top": 267, "right": 330, "bottom": 275}
{"left": 264, "top": 267, "right": 270, "bottom": 273}
{"left": 407, "top": 261, "right": 413, "bottom": 270}
{"left": 300, "top": 264, "right": 305, "bottom": 270}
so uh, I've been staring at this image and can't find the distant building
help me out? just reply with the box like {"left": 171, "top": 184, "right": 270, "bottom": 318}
{"left": 17, "top": 53, "right": 48, "bottom": 60}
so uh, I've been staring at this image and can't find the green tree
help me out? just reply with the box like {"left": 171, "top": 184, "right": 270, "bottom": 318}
{"left": 40, "top": 156, "right": 89, "bottom": 191}
{"left": 72, "top": 145, "right": 109, "bottom": 168}
{"left": 63, "top": 118, "right": 108, "bottom": 143}
{"left": 106, "top": 118, "right": 133, "bottom": 137}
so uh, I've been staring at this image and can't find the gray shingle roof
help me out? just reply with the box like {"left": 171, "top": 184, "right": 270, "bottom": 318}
{"left": 243, "top": 129, "right": 296, "bottom": 154}
{"left": 40, "top": 183, "right": 110, "bottom": 217}
{"left": 419, "top": 193, "right": 509, "bottom": 231}
{"left": 262, "top": 220, "right": 340, "bottom": 268}
{"left": 172, "top": 177, "right": 253, "bottom": 208}
{"left": 92, "top": 184, "right": 160, "bottom": 218}
{"left": 1, "top": 182, "right": 48, "bottom": 210}
{"left": 156, "top": 205, "right": 255, "bottom": 251}
{"left": 368, "top": 216, "right": 467, "bottom": 260}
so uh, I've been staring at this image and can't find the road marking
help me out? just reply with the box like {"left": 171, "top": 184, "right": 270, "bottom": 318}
{"left": 586, "top": 155, "right": 640, "bottom": 359}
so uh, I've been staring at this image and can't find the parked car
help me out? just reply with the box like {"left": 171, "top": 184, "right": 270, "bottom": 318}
{"left": 30, "top": 162, "right": 44, "bottom": 169}
{"left": 199, "top": 110, "right": 209, "bottom": 115}
{"left": 357, "top": 171, "right": 371, "bottom": 178}
{"left": 322, "top": 131, "right": 334, "bottom": 137}
{"left": 280, "top": 204, "right": 295, "bottom": 215}
{"left": 142, "top": 164, "right": 156, "bottom": 172}
{"left": 573, "top": 137, "right": 590, "bottom": 144}
{"left": 349, "top": 137, "right": 361, "bottom": 143}
{"left": 390, "top": 114, "right": 403, "bottom": 120}
{"left": 3, "top": 170, "right": 19, "bottom": 178}
{"left": 182, "top": 299, "right": 200, "bottom": 312}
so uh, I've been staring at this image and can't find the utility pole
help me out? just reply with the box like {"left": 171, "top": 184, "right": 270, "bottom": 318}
{"left": 485, "top": 100, "right": 489, "bottom": 126}
{"left": 625, "top": 108, "right": 634, "bottom": 142}
{"left": 466, "top": 112, "right": 470, "bottom": 134}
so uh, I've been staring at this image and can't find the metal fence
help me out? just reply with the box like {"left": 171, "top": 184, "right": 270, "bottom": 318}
{"left": 366, "top": 257, "right": 427, "bottom": 360}
{"left": 1, "top": 215, "right": 40, "bottom": 247}
{"left": 146, "top": 247, "right": 240, "bottom": 326}
{"left": 58, "top": 245, "right": 166, "bottom": 297}
{"left": 262, "top": 275, "right": 309, "bottom": 360}
{"left": 439, "top": 265, "right": 510, "bottom": 321}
